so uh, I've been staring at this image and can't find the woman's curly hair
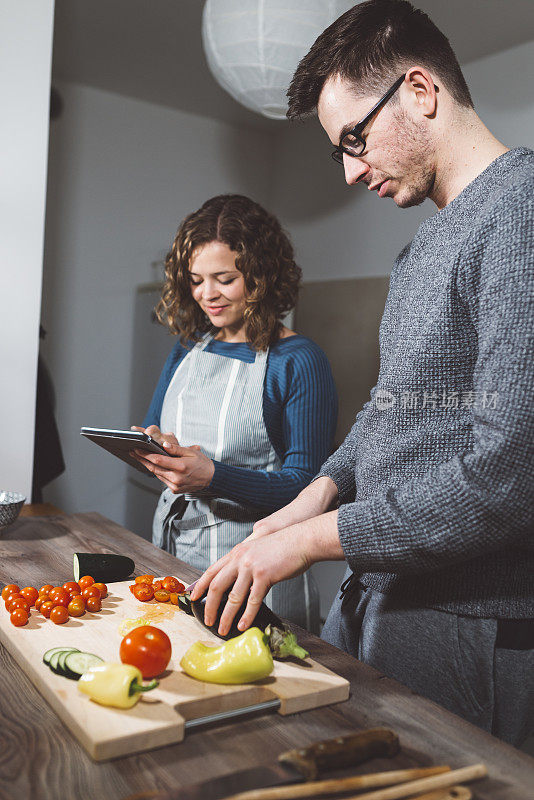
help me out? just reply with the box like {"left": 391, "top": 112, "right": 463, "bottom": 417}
{"left": 156, "top": 195, "right": 302, "bottom": 351}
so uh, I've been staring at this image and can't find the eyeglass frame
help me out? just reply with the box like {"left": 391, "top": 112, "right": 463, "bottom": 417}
{"left": 331, "top": 74, "right": 406, "bottom": 165}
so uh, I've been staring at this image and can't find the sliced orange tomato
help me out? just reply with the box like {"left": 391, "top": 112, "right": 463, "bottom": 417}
{"left": 132, "top": 583, "right": 154, "bottom": 602}
{"left": 135, "top": 574, "right": 154, "bottom": 585}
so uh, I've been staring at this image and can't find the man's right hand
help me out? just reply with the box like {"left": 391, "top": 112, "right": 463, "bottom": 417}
{"left": 250, "top": 476, "right": 339, "bottom": 539}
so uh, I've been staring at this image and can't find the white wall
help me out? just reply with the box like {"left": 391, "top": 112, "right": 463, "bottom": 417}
{"left": 41, "top": 83, "right": 275, "bottom": 523}
{"left": 0, "top": 0, "right": 54, "bottom": 499}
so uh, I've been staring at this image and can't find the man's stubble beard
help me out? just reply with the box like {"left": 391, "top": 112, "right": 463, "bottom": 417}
{"left": 389, "top": 108, "right": 435, "bottom": 208}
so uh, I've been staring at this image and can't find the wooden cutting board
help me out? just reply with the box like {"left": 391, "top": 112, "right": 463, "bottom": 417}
{"left": 0, "top": 579, "right": 349, "bottom": 761}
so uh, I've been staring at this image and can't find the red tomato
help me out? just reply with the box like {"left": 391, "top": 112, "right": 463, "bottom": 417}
{"left": 120, "top": 626, "right": 172, "bottom": 678}
{"left": 135, "top": 574, "right": 154, "bottom": 585}
{"left": 2, "top": 584, "right": 20, "bottom": 600}
{"left": 154, "top": 589, "right": 170, "bottom": 603}
{"left": 152, "top": 579, "right": 163, "bottom": 592}
{"left": 162, "top": 576, "right": 185, "bottom": 593}
{"left": 68, "top": 597, "right": 86, "bottom": 617}
{"left": 40, "top": 600, "right": 55, "bottom": 619}
{"left": 5, "top": 594, "right": 23, "bottom": 612}
{"left": 81, "top": 585, "right": 101, "bottom": 601}
{"left": 9, "top": 597, "right": 31, "bottom": 614}
{"left": 85, "top": 596, "right": 102, "bottom": 613}
{"left": 93, "top": 582, "right": 108, "bottom": 599}
{"left": 48, "top": 587, "right": 70, "bottom": 607}
{"left": 129, "top": 584, "right": 136, "bottom": 594}
{"left": 78, "top": 575, "right": 95, "bottom": 590}
{"left": 132, "top": 584, "right": 154, "bottom": 602}
{"left": 20, "top": 586, "right": 39, "bottom": 606}
{"left": 35, "top": 597, "right": 45, "bottom": 612}
{"left": 63, "top": 581, "right": 81, "bottom": 594}
{"left": 169, "top": 593, "right": 180, "bottom": 605}
{"left": 50, "top": 605, "right": 69, "bottom": 624}
{"left": 10, "top": 608, "right": 29, "bottom": 627}
{"left": 39, "top": 584, "right": 54, "bottom": 597}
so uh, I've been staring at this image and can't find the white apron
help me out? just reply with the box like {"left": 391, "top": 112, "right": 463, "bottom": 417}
{"left": 152, "top": 334, "right": 319, "bottom": 632}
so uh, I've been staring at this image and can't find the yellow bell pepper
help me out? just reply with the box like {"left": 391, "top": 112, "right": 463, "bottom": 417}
{"left": 78, "top": 662, "right": 159, "bottom": 708}
{"left": 180, "top": 627, "right": 274, "bottom": 684}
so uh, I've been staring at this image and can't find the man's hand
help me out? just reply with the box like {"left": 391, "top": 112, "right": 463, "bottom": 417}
{"left": 190, "top": 510, "right": 343, "bottom": 636}
{"left": 250, "top": 476, "right": 339, "bottom": 539}
{"left": 130, "top": 425, "right": 214, "bottom": 493}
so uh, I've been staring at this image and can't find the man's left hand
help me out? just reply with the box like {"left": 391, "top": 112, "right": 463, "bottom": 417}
{"left": 190, "top": 510, "right": 343, "bottom": 636}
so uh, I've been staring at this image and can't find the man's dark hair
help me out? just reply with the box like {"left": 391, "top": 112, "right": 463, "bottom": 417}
{"left": 287, "top": 0, "right": 473, "bottom": 119}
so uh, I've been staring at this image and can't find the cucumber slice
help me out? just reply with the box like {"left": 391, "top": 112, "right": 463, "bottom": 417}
{"left": 49, "top": 648, "right": 79, "bottom": 674}
{"left": 64, "top": 651, "right": 104, "bottom": 680}
{"left": 43, "top": 646, "right": 78, "bottom": 666}
{"left": 57, "top": 649, "right": 79, "bottom": 677}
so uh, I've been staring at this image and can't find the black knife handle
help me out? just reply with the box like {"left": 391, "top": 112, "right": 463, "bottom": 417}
{"left": 278, "top": 727, "right": 399, "bottom": 780}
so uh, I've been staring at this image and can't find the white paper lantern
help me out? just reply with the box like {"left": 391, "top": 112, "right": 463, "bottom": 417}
{"left": 202, "top": 0, "right": 357, "bottom": 120}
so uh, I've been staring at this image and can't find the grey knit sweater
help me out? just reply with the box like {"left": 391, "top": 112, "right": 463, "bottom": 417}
{"left": 318, "top": 147, "right": 534, "bottom": 618}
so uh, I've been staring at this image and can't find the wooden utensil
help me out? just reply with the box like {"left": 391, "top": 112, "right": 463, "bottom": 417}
{"left": 223, "top": 765, "right": 451, "bottom": 800}
{"left": 339, "top": 764, "right": 486, "bottom": 800}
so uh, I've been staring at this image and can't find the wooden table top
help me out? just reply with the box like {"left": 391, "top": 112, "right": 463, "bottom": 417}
{"left": 0, "top": 511, "right": 532, "bottom": 800}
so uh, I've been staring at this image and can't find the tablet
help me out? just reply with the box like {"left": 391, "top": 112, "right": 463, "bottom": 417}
{"left": 80, "top": 427, "right": 167, "bottom": 476}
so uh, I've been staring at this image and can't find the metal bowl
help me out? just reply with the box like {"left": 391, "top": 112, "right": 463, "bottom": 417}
{"left": 0, "top": 491, "right": 26, "bottom": 529}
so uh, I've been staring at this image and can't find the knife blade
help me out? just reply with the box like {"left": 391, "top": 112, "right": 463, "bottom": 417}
{"left": 123, "top": 728, "right": 400, "bottom": 800}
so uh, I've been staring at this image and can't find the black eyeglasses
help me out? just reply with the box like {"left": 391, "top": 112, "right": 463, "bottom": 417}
{"left": 331, "top": 74, "right": 406, "bottom": 165}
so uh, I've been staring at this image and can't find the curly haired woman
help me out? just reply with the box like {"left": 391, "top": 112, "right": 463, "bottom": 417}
{"left": 132, "top": 195, "right": 337, "bottom": 632}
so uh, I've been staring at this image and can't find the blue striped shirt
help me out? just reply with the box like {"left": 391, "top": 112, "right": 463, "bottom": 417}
{"left": 144, "top": 335, "right": 337, "bottom": 512}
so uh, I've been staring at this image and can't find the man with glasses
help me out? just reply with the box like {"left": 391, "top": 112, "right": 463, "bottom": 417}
{"left": 191, "top": 0, "right": 533, "bottom": 745}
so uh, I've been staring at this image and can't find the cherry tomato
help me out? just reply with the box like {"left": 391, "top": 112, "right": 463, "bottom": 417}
{"left": 10, "top": 608, "right": 29, "bottom": 627}
{"left": 63, "top": 581, "right": 81, "bottom": 594}
{"left": 86, "top": 596, "right": 102, "bottom": 613}
{"left": 78, "top": 575, "right": 95, "bottom": 590}
{"left": 40, "top": 600, "right": 55, "bottom": 618}
{"left": 120, "top": 626, "right": 172, "bottom": 678}
{"left": 153, "top": 579, "right": 163, "bottom": 592}
{"left": 5, "top": 593, "right": 22, "bottom": 611}
{"left": 35, "top": 596, "right": 45, "bottom": 612}
{"left": 82, "top": 585, "right": 101, "bottom": 601}
{"left": 68, "top": 597, "right": 86, "bottom": 617}
{"left": 39, "top": 584, "right": 54, "bottom": 597}
{"left": 135, "top": 575, "right": 154, "bottom": 585}
{"left": 154, "top": 589, "right": 170, "bottom": 603}
{"left": 2, "top": 584, "right": 20, "bottom": 600}
{"left": 162, "top": 576, "right": 185, "bottom": 593}
{"left": 48, "top": 587, "right": 70, "bottom": 607}
{"left": 50, "top": 605, "right": 69, "bottom": 624}
{"left": 129, "top": 584, "right": 136, "bottom": 594}
{"left": 132, "top": 584, "right": 154, "bottom": 602}
{"left": 9, "top": 597, "right": 31, "bottom": 614}
{"left": 20, "top": 586, "right": 39, "bottom": 606}
{"left": 169, "top": 592, "right": 183, "bottom": 605}
{"left": 93, "top": 582, "right": 108, "bottom": 599}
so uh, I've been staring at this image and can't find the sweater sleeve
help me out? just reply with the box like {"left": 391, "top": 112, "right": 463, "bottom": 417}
{"left": 337, "top": 183, "right": 534, "bottom": 575}
{"left": 142, "top": 341, "right": 187, "bottom": 428}
{"left": 208, "top": 342, "right": 338, "bottom": 512}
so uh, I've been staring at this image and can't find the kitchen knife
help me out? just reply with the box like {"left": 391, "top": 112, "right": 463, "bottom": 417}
{"left": 123, "top": 728, "right": 401, "bottom": 800}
